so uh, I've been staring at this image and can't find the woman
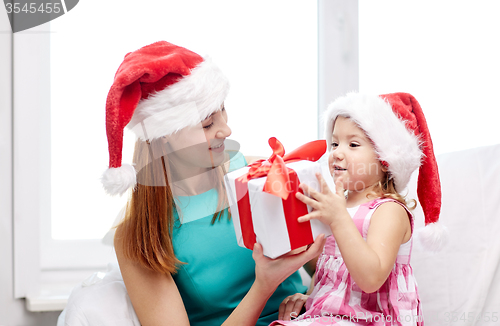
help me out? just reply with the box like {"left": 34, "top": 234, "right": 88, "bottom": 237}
{"left": 81, "top": 41, "right": 325, "bottom": 326}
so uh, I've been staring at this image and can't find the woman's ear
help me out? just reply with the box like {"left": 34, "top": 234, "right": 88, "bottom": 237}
{"left": 380, "top": 160, "right": 389, "bottom": 173}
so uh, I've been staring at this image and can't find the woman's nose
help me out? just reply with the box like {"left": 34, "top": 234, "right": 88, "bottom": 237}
{"left": 215, "top": 118, "right": 231, "bottom": 139}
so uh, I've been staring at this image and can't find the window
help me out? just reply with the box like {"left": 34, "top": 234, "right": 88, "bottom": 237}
{"left": 358, "top": 0, "right": 500, "bottom": 155}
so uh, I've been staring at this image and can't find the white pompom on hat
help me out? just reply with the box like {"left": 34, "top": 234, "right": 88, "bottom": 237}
{"left": 324, "top": 92, "right": 448, "bottom": 250}
{"left": 101, "top": 41, "right": 229, "bottom": 196}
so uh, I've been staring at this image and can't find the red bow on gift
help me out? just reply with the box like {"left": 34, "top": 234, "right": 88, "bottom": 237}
{"left": 244, "top": 137, "right": 327, "bottom": 200}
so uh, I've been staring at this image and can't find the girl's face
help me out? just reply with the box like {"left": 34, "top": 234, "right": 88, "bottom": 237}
{"left": 164, "top": 106, "right": 231, "bottom": 171}
{"left": 328, "top": 116, "right": 386, "bottom": 193}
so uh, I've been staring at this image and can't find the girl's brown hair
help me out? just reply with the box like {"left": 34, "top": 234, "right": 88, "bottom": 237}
{"left": 115, "top": 139, "right": 229, "bottom": 274}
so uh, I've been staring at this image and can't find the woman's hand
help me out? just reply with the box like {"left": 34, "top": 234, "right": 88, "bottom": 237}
{"left": 295, "top": 173, "right": 348, "bottom": 228}
{"left": 221, "top": 235, "right": 325, "bottom": 326}
{"left": 278, "top": 293, "right": 309, "bottom": 321}
{"left": 252, "top": 234, "right": 326, "bottom": 293}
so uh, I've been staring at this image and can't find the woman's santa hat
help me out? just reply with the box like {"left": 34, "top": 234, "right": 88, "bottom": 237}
{"left": 101, "top": 41, "right": 229, "bottom": 196}
{"left": 324, "top": 92, "right": 448, "bottom": 251}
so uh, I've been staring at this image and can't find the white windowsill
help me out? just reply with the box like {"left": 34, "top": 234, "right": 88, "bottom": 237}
{"left": 26, "top": 268, "right": 108, "bottom": 312}
{"left": 27, "top": 293, "right": 69, "bottom": 312}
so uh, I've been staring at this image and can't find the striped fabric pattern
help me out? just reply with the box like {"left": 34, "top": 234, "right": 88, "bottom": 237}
{"left": 270, "top": 198, "right": 423, "bottom": 326}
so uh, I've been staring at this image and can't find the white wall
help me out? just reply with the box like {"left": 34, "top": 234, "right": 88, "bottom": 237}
{"left": 0, "top": 12, "right": 60, "bottom": 326}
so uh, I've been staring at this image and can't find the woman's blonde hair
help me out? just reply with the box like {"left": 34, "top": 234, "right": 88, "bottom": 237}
{"left": 115, "top": 138, "right": 229, "bottom": 274}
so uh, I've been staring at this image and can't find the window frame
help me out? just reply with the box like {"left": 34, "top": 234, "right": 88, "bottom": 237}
{"left": 12, "top": 23, "right": 117, "bottom": 299}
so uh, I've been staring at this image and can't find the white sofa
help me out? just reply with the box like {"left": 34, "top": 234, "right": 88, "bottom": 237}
{"left": 410, "top": 143, "right": 500, "bottom": 325}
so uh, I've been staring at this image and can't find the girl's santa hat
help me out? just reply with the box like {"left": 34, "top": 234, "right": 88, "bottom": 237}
{"left": 324, "top": 92, "right": 448, "bottom": 251}
{"left": 101, "top": 41, "right": 229, "bottom": 196}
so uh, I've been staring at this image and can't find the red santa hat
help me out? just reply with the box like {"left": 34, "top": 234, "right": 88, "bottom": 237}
{"left": 324, "top": 92, "right": 448, "bottom": 250}
{"left": 101, "top": 41, "right": 229, "bottom": 196}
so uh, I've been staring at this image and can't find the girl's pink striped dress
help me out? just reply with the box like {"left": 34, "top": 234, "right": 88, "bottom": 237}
{"left": 271, "top": 198, "right": 423, "bottom": 326}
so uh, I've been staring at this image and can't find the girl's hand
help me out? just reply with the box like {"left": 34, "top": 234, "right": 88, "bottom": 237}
{"left": 278, "top": 293, "right": 309, "bottom": 321}
{"left": 252, "top": 234, "right": 326, "bottom": 293}
{"left": 295, "top": 173, "right": 347, "bottom": 228}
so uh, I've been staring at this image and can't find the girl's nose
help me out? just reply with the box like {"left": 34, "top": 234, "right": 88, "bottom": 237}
{"left": 330, "top": 147, "right": 344, "bottom": 162}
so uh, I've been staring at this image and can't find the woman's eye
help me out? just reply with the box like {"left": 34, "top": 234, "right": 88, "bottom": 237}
{"left": 203, "top": 121, "right": 214, "bottom": 129}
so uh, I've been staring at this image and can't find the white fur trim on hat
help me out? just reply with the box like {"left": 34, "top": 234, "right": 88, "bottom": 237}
{"left": 415, "top": 221, "right": 449, "bottom": 251}
{"left": 323, "top": 92, "right": 423, "bottom": 192}
{"left": 127, "top": 57, "right": 229, "bottom": 140}
{"left": 101, "top": 164, "right": 136, "bottom": 196}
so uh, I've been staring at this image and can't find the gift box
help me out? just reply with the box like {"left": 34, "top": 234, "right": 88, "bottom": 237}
{"left": 224, "top": 137, "right": 332, "bottom": 258}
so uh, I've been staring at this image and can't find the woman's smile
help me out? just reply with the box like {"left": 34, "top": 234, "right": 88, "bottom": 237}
{"left": 209, "top": 141, "right": 225, "bottom": 153}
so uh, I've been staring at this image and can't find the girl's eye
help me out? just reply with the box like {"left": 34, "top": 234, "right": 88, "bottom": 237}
{"left": 350, "top": 143, "right": 360, "bottom": 148}
{"left": 331, "top": 142, "right": 338, "bottom": 148}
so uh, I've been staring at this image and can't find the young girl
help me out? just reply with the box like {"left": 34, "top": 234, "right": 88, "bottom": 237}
{"left": 271, "top": 92, "right": 444, "bottom": 325}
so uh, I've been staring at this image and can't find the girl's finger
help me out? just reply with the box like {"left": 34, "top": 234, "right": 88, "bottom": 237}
{"left": 282, "top": 300, "right": 295, "bottom": 321}
{"left": 278, "top": 297, "right": 289, "bottom": 320}
{"left": 300, "top": 183, "right": 321, "bottom": 201}
{"left": 291, "top": 298, "right": 307, "bottom": 320}
{"left": 335, "top": 176, "right": 344, "bottom": 196}
{"left": 299, "top": 182, "right": 310, "bottom": 195}
{"left": 297, "top": 211, "right": 319, "bottom": 223}
{"left": 316, "top": 172, "right": 332, "bottom": 195}
{"left": 283, "top": 295, "right": 306, "bottom": 321}
{"left": 295, "top": 192, "right": 319, "bottom": 209}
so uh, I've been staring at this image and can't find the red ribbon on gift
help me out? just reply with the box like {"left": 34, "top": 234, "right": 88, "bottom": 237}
{"left": 235, "top": 138, "right": 327, "bottom": 252}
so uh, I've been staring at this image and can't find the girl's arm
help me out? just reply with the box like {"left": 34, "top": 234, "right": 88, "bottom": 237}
{"left": 328, "top": 201, "right": 410, "bottom": 293}
{"left": 115, "top": 226, "right": 326, "bottom": 326}
{"left": 296, "top": 174, "right": 411, "bottom": 293}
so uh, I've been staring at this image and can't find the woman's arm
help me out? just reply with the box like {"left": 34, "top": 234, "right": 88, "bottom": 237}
{"left": 223, "top": 236, "right": 325, "bottom": 326}
{"left": 115, "top": 227, "right": 190, "bottom": 326}
{"left": 116, "top": 226, "right": 326, "bottom": 326}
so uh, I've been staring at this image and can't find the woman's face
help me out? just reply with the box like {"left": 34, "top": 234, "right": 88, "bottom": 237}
{"left": 164, "top": 105, "right": 231, "bottom": 172}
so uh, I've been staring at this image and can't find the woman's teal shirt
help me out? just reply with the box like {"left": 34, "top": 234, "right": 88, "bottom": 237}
{"left": 171, "top": 151, "right": 307, "bottom": 326}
